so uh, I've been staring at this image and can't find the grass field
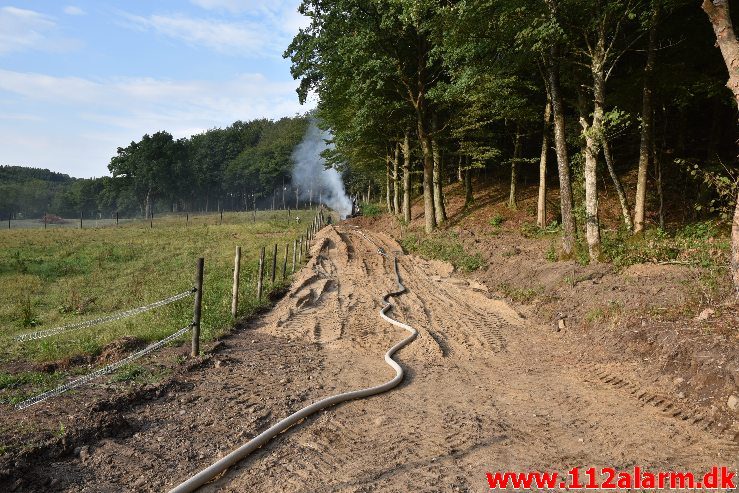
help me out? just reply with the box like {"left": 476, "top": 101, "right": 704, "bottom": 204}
{"left": 0, "top": 209, "right": 323, "bottom": 404}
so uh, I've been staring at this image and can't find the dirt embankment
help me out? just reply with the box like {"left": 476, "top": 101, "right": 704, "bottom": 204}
{"left": 357, "top": 179, "right": 739, "bottom": 439}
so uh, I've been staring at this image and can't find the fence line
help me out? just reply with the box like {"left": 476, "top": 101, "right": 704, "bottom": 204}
{"left": 14, "top": 289, "right": 195, "bottom": 343}
{"left": 12, "top": 209, "right": 330, "bottom": 411}
{"left": 16, "top": 324, "right": 192, "bottom": 410}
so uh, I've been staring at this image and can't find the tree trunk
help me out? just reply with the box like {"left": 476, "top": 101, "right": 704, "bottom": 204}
{"left": 464, "top": 156, "right": 474, "bottom": 208}
{"left": 508, "top": 127, "right": 522, "bottom": 210}
{"left": 603, "top": 138, "right": 633, "bottom": 231}
{"left": 582, "top": 120, "right": 602, "bottom": 262}
{"left": 653, "top": 137, "right": 664, "bottom": 230}
{"left": 402, "top": 130, "right": 412, "bottom": 223}
{"left": 579, "top": 34, "right": 607, "bottom": 262}
{"left": 393, "top": 142, "right": 400, "bottom": 214}
{"left": 431, "top": 134, "right": 447, "bottom": 224}
{"left": 547, "top": 46, "right": 576, "bottom": 257}
{"left": 733, "top": 191, "right": 739, "bottom": 295}
{"left": 537, "top": 98, "right": 552, "bottom": 228}
{"left": 418, "top": 122, "right": 437, "bottom": 234}
{"left": 634, "top": 3, "right": 659, "bottom": 234}
{"left": 386, "top": 152, "right": 393, "bottom": 213}
{"left": 702, "top": 0, "right": 739, "bottom": 295}
{"left": 457, "top": 154, "right": 463, "bottom": 182}
{"left": 145, "top": 188, "right": 152, "bottom": 219}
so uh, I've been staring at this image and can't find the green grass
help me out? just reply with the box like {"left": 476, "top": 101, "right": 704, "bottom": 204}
{"left": 0, "top": 210, "right": 321, "bottom": 369}
{"left": 400, "top": 231, "right": 484, "bottom": 272}
{"left": 489, "top": 214, "right": 505, "bottom": 227}
{"left": 520, "top": 220, "right": 561, "bottom": 239}
{"left": 497, "top": 282, "right": 540, "bottom": 303}
{"left": 601, "top": 221, "right": 731, "bottom": 269}
{"left": 0, "top": 371, "right": 64, "bottom": 405}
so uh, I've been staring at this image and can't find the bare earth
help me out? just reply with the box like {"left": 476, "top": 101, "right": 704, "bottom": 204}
{"left": 7, "top": 225, "right": 738, "bottom": 492}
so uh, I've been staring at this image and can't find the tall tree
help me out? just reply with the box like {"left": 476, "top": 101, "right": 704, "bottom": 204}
{"left": 547, "top": 44, "right": 578, "bottom": 257}
{"left": 701, "top": 0, "right": 739, "bottom": 294}
{"left": 634, "top": 2, "right": 660, "bottom": 233}
{"left": 537, "top": 96, "right": 553, "bottom": 228}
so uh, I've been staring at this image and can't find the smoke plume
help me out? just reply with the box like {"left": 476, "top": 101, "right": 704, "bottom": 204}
{"left": 291, "top": 121, "right": 352, "bottom": 218}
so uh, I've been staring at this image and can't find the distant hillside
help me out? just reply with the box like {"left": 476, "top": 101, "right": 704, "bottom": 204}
{"left": 0, "top": 166, "right": 83, "bottom": 219}
{"left": 0, "top": 166, "right": 76, "bottom": 184}
{"left": 0, "top": 114, "right": 311, "bottom": 219}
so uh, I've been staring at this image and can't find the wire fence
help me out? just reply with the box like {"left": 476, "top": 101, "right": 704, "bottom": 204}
{"left": 16, "top": 324, "right": 191, "bottom": 410}
{"left": 14, "top": 289, "right": 195, "bottom": 343}
{"left": 11, "top": 209, "right": 328, "bottom": 412}
{"left": 3, "top": 209, "right": 326, "bottom": 231}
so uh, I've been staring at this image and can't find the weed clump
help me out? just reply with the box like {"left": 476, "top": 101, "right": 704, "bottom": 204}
{"left": 400, "top": 232, "right": 484, "bottom": 272}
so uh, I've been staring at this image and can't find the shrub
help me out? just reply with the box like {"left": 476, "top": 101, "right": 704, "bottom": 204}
{"left": 360, "top": 203, "right": 382, "bottom": 217}
{"left": 400, "top": 233, "right": 484, "bottom": 272}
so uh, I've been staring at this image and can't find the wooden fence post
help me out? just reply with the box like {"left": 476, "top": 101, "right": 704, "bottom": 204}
{"left": 271, "top": 243, "right": 278, "bottom": 284}
{"left": 80, "top": 211, "right": 83, "bottom": 229}
{"left": 44, "top": 213, "right": 47, "bottom": 230}
{"left": 282, "top": 243, "right": 288, "bottom": 279}
{"left": 191, "top": 257, "right": 205, "bottom": 357}
{"left": 298, "top": 237, "right": 302, "bottom": 265}
{"left": 116, "top": 212, "right": 119, "bottom": 226}
{"left": 257, "top": 246, "right": 265, "bottom": 301}
{"left": 231, "top": 246, "right": 241, "bottom": 318}
{"left": 292, "top": 239, "right": 297, "bottom": 273}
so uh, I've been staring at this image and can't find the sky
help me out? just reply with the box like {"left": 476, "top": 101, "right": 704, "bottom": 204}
{"left": 0, "top": 1, "right": 312, "bottom": 178}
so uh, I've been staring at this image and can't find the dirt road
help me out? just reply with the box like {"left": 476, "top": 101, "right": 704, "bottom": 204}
{"left": 16, "top": 225, "right": 738, "bottom": 492}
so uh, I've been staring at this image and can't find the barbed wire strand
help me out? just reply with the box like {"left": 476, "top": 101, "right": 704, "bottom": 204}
{"left": 14, "top": 289, "right": 195, "bottom": 343}
{"left": 15, "top": 324, "right": 192, "bottom": 410}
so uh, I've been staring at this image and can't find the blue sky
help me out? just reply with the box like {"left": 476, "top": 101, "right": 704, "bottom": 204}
{"left": 0, "top": 1, "right": 312, "bottom": 178}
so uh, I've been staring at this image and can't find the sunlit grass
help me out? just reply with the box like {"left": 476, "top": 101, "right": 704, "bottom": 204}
{"left": 0, "top": 210, "right": 321, "bottom": 365}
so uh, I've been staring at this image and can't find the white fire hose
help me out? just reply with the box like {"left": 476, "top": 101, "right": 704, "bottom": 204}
{"left": 168, "top": 245, "right": 417, "bottom": 493}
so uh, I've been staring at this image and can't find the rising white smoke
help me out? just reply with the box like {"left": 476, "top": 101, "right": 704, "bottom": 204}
{"left": 291, "top": 121, "right": 352, "bottom": 218}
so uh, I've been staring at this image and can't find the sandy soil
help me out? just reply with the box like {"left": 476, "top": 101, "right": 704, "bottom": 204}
{"left": 3, "top": 224, "right": 737, "bottom": 492}
{"left": 363, "top": 178, "right": 739, "bottom": 437}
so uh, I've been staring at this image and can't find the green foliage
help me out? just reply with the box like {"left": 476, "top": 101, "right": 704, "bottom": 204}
{"left": 400, "top": 232, "right": 484, "bottom": 272}
{"left": 601, "top": 221, "right": 730, "bottom": 268}
{"left": 111, "top": 364, "right": 146, "bottom": 383}
{"left": 678, "top": 159, "right": 738, "bottom": 221}
{"left": 360, "top": 203, "right": 383, "bottom": 217}
{"left": 0, "top": 371, "right": 63, "bottom": 405}
{"left": 521, "top": 221, "right": 561, "bottom": 239}
{"left": 497, "top": 283, "right": 540, "bottom": 303}
{"left": 490, "top": 214, "right": 505, "bottom": 227}
{"left": 18, "top": 297, "right": 39, "bottom": 328}
{"left": 2, "top": 116, "right": 310, "bottom": 220}
{"left": 574, "top": 241, "right": 591, "bottom": 266}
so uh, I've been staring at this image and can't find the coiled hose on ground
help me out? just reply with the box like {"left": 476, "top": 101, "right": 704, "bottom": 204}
{"left": 168, "top": 236, "right": 417, "bottom": 493}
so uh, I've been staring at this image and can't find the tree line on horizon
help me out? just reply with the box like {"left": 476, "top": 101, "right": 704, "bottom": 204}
{"left": 0, "top": 115, "right": 310, "bottom": 219}
{"left": 284, "top": 0, "right": 739, "bottom": 292}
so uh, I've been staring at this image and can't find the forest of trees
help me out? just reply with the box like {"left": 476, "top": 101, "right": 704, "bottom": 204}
{"left": 284, "top": 0, "right": 739, "bottom": 291}
{"left": 1, "top": 115, "right": 309, "bottom": 219}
